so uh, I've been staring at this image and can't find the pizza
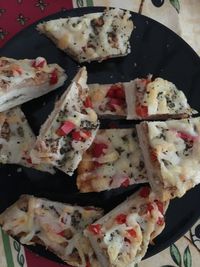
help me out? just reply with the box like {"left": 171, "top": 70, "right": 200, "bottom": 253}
{"left": 30, "top": 67, "right": 99, "bottom": 176}
{"left": 0, "top": 107, "right": 54, "bottom": 173}
{"left": 77, "top": 128, "right": 148, "bottom": 193}
{"left": 0, "top": 195, "right": 103, "bottom": 267}
{"left": 136, "top": 117, "right": 200, "bottom": 201}
{"left": 0, "top": 56, "right": 67, "bottom": 112}
{"left": 85, "top": 186, "right": 169, "bottom": 267}
{"left": 37, "top": 8, "right": 134, "bottom": 63}
{"left": 88, "top": 77, "right": 195, "bottom": 120}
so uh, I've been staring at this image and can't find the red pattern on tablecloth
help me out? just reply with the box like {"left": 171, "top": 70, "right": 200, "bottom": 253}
{"left": 0, "top": 0, "right": 73, "bottom": 48}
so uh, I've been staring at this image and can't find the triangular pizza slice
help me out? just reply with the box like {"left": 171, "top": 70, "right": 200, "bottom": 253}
{"left": 37, "top": 8, "right": 134, "bottom": 63}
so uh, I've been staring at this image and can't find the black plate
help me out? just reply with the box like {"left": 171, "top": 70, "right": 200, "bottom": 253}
{"left": 1, "top": 6, "right": 200, "bottom": 265}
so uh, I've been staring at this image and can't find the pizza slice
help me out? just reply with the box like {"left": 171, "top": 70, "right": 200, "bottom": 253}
{"left": 88, "top": 77, "right": 195, "bottom": 120}
{"left": 30, "top": 67, "right": 99, "bottom": 176}
{"left": 0, "top": 195, "right": 103, "bottom": 267}
{"left": 77, "top": 128, "right": 148, "bottom": 193}
{"left": 0, "top": 56, "right": 67, "bottom": 112}
{"left": 37, "top": 8, "right": 134, "bottom": 63}
{"left": 136, "top": 117, "right": 200, "bottom": 201}
{"left": 85, "top": 186, "right": 169, "bottom": 267}
{"left": 0, "top": 107, "right": 54, "bottom": 173}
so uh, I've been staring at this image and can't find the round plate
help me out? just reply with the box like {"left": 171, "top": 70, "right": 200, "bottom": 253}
{"left": 1, "top": 6, "right": 200, "bottom": 264}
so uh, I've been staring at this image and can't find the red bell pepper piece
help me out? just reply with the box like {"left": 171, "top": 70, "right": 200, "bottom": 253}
{"left": 176, "top": 131, "right": 198, "bottom": 142}
{"left": 84, "top": 96, "right": 93, "bottom": 108}
{"left": 120, "top": 178, "right": 130, "bottom": 188}
{"left": 88, "top": 224, "right": 101, "bottom": 235}
{"left": 154, "top": 200, "right": 164, "bottom": 214}
{"left": 50, "top": 69, "right": 58, "bottom": 85}
{"left": 115, "top": 214, "right": 127, "bottom": 224}
{"left": 32, "top": 57, "right": 46, "bottom": 68}
{"left": 106, "top": 84, "right": 125, "bottom": 99}
{"left": 92, "top": 143, "right": 108, "bottom": 158}
{"left": 56, "top": 121, "right": 76, "bottom": 136}
{"left": 139, "top": 186, "right": 150, "bottom": 198}
{"left": 127, "top": 229, "right": 137, "bottom": 238}
{"left": 136, "top": 104, "right": 148, "bottom": 117}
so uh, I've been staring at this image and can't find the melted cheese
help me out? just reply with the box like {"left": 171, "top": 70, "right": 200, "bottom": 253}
{"left": 38, "top": 8, "right": 134, "bottom": 63}
{"left": 0, "top": 195, "right": 103, "bottom": 267}
{"left": 85, "top": 189, "right": 168, "bottom": 267}
{"left": 146, "top": 117, "right": 200, "bottom": 198}
{"left": 77, "top": 128, "right": 148, "bottom": 192}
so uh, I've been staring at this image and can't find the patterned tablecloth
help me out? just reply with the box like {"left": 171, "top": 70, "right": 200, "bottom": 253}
{"left": 0, "top": 0, "right": 200, "bottom": 266}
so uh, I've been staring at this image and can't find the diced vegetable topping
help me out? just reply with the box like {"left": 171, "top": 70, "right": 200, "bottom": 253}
{"left": 50, "top": 69, "right": 58, "bottom": 85}
{"left": 154, "top": 200, "right": 164, "bottom": 214}
{"left": 120, "top": 178, "right": 130, "bottom": 187}
{"left": 106, "top": 84, "right": 125, "bottom": 99}
{"left": 115, "top": 213, "right": 127, "bottom": 224}
{"left": 84, "top": 96, "right": 93, "bottom": 108}
{"left": 32, "top": 57, "right": 46, "bottom": 68}
{"left": 88, "top": 224, "right": 101, "bottom": 235}
{"left": 150, "top": 149, "right": 157, "bottom": 162}
{"left": 127, "top": 228, "right": 137, "bottom": 238}
{"left": 71, "top": 130, "right": 92, "bottom": 141}
{"left": 92, "top": 143, "right": 108, "bottom": 158}
{"left": 176, "top": 131, "right": 198, "bottom": 142}
{"left": 146, "top": 203, "right": 154, "bottom": 213}
{"left": 157, "top": 217, "right": 164, "bottom": 226}
{"left": 136, "top": 104, "right": 148, "bottom": 117}
{"left": 139, "top": 187, "right": 150, "bottom": 198}
{"left": 56, "top": 121, "right": 76, "bottom": 136}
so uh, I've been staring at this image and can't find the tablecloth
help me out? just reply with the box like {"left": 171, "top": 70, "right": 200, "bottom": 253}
{"left": 0, "top": 0, "right": 200, "bottom": 266}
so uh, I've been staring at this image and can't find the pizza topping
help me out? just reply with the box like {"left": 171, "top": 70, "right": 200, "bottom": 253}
{"left": 176, "top": 131, "right": 199, "bottom": 142}
{"left": 84, "top": 96, "right": 93, "bottom": 108}
{"left": 136, "top": 104, "right": 148, "bottom": 117}
{"left": 154, "top": 200, "right": 164, "bottom": 214}
{"left": 150, "top": 148, "right": 157, "bottom": 162}
{"left": 56, "top": 121, "right": 76, "bottom": 136}
{"left": 92, "top": 143, "right": 108, "bottom": 158}
{"left": 157, "top": 217, "right": 164, "bottom": 226}
{"left": 50, "top": 69, "right": 58, "bottom": 85}
{"left": 32, "top": 57, "right": 47, "bottom": 68}
{"left": 115, "top": 214, "right": 127, "bottom": 224}
{"left": 126, "top": 228, "right": 137, "bottom": 238}
{"left": 120, "top": 178, "right": 130, "bottom": 187}
{"left": 88, "top": 224, "right": 102, "bottom": 235}
{"left": 71, "top": 130, "right": 92, "bottom": 142}
{"left": 106, "top": 84, "right": 125, "bottom": 99}
{"left": 12, "top": 65, "right": 23, "bottom": 76}
{"left": 139, "top": 187, "right": 150, "bottom": 198}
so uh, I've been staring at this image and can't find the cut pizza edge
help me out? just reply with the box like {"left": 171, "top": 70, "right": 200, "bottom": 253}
{"left": 37, "top": 8, "right": 134, "bottom": 63}
{"left": 0, "top": 194, "right": 103, "bottom": 267}
{"left": 84, "top": 186, "right": 169, "bottom": 267}
{"left": 136, "top": 118, "right": 200, "bottom": 201}
{"left": 0, "top": 56, "right": 67, "bottom": 112}
{"left": 30, "top": 67, "right": 99, "bottom": 176}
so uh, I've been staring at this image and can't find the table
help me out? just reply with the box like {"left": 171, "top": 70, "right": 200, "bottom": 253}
{"left": 0, "top": 0, "right": 199, "bottom": 266}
